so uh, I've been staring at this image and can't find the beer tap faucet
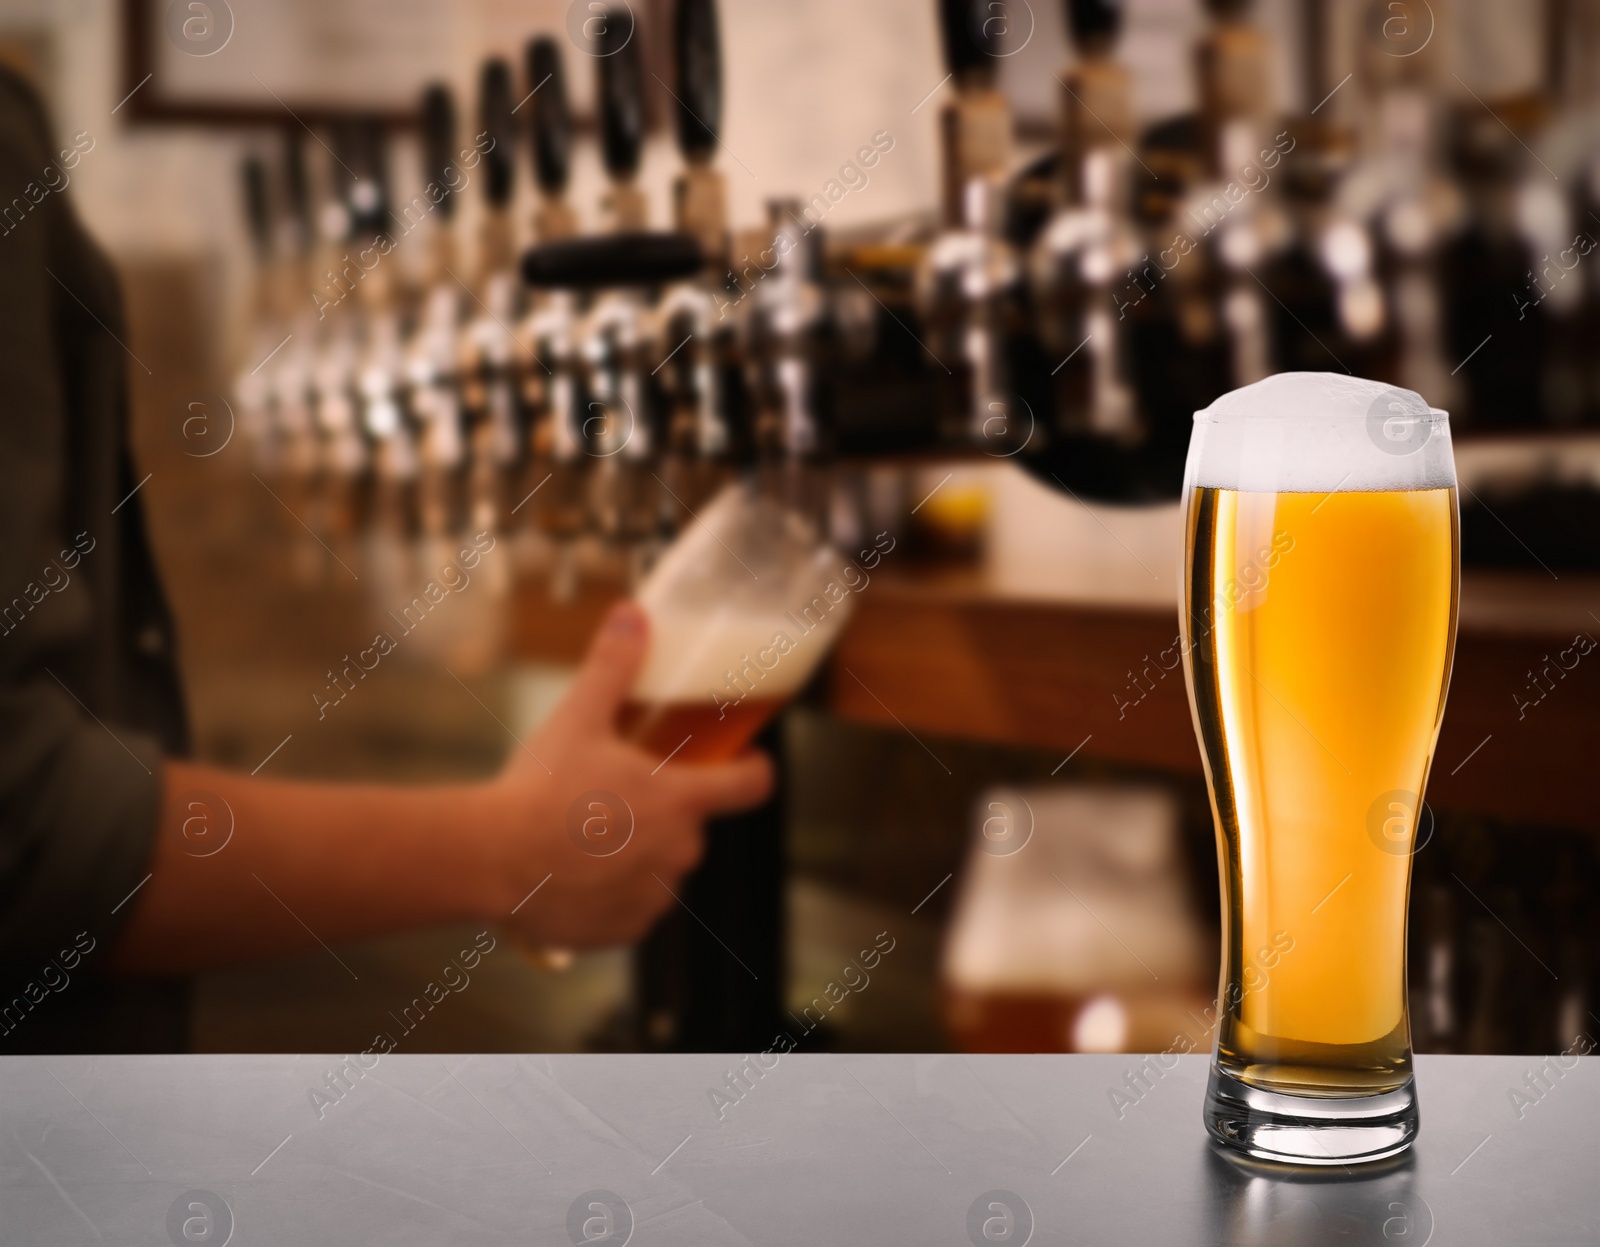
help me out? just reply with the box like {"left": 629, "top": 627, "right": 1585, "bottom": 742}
{"left": 1371, "top": 92, "right": 1461, "bottom": 416}
{"left": 264, "top": 134, "right": 323, "bottom": 580}
{"left": 934, "top": 0, "right": 1013, "bottom": 229}
{"left": 1186, "top": 0, "right": 1285, "bottom": 390}
{"left": 584, "top": 21, "right": 664, "bottom": 585}
{"left": 584, "top": 291, "right": 659, "bottom": 585}
{"left": 359, "top": 294, "right": 415, "bottom": 592}
{"left": 655, "top": 277, "right": 737, "bottom": 519}
{"left": 669, "top": 0, "right": 726, "bottom": 265}
{"left": 1032, "top": 0, "right": 1142, "bottom": 445}
{"left": 921, "top": 0, "right": 1024, "bottom": 453}
{"left": 521, "top": 233, "right": 707, "bottom": 597}
{"left": 305, "top": 119, "right": 387, "bottom": 579}
{"left": 1263, "top": 131, "right": 1397, "bottom": 380}
{"left": 528, "top": 296, "right": 586, "bottom": 600}
{"left": 1444, "top": 95, "right": 1578, "bottom": 430}
{"left": 344, "top": 117, "right": 418, "bottom": 593}
{"left": 408, "top": 84, "right": 469, "bottom": 558}
{"left": 460, "top": 60, "right": 525, "bottom": 542}
{"left": 235, "top": 139, "right": 308, "bottom": 476}
{"left": 749, "top": 202, "right": 833, "bottom": 525}
{"left": 518, "top": 40, "right": 588, "bottom": 600}
{"left": 656, "top": 0, "right": 742, "bottom": 523}
{"left": 1248, "top": 0, "right": 1427, "bottom": 387}
{"left": 417, "top": 84, "right": 462, "bottom": 290}
{"left": 349, "top": 116, "right": 406, "bottom": 568}
{"left": 235, "top": 154, "right": 281, "bottom": 472}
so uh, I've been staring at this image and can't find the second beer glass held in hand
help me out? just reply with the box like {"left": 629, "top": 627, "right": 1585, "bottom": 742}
{"left": 621, "top": 478, "right": 859, "bottom": 763}
{"left": 1180, "top": 372, "right": 1459, "bottom": 1165}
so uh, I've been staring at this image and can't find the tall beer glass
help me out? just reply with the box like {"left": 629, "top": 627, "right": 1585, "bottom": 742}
{"left": 1179, "top": 373, "right": 1458, "bottom": 1164}
{"left": 621, "top": 478, "right": 857, "bottom": 762}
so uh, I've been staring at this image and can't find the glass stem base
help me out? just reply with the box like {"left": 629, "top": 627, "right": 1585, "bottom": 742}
{"left": 1203, "top": 1064, "right": 1419, "bottom": 1166}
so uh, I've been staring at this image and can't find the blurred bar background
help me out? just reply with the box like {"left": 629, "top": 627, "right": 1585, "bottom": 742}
{"left": 4, "top": 0, "right": 1596, "bottom": 1056}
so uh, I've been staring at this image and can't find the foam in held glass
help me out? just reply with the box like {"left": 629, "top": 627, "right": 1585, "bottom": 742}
{"left": 622, "top": 480, "right": 855, "bottom": 763}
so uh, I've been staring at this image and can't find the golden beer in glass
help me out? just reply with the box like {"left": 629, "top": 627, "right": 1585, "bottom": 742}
{"left": 1180, "top": 373, "right": 1458, "bottom": 1164}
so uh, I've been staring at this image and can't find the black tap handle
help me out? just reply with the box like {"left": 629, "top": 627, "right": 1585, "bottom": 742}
{"left": 1203, "top": 0, "right": 1252, "bottom": 19}
{"left": 1065, "top": 0, "right": 1122, "bottom": 55}
{"left": 478, "top": 58, "right": 516, "bottom": 207}
{"left": 241, "top": 155, "right": 270, "bottom": 260}
{"left": 525, "top": 37, "right": 572, "bottom": 195}
{"left": 674, "top": 0, "right": 722, "bottom": 162}
{"left": 421, "top": 83, "right": 458, "bottom": 220}
{"left": 938, "top": 0, "right": 1003, "bottom": 82}
{"left": 597, "top": 12, "right": 644, "bottom": 180}
{"left": 522, "top": 231, "right": 705, "bottom": 290}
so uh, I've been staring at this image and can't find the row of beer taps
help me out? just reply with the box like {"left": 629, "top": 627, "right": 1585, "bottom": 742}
{"left": 924, "top": 0, "right": 1600, "bottom": 504}
{"left": 233, "top": 0, "right": 1600, "bottom": 598}
{"left": 234, "top": 0, "right": 840, "bottom": 603}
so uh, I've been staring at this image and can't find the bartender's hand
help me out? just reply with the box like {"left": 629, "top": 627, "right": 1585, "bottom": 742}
{"left": 112, "top": 601, "right": 770, "bottom": 976}
{"left": 485, "top": 602, "right": 773, "bottom": 949}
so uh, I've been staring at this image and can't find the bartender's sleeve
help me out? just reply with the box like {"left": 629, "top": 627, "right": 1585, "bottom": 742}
{"left": 0, "top": 68, "right": 166, "bottom": 967}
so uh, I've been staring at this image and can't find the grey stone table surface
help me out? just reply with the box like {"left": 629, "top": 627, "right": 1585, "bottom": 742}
{"left": 1, "top": 1052, "right": 1593, "bottom": 1245}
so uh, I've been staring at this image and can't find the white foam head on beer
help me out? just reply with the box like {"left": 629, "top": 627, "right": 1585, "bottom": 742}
{"left": 630, "top": 481, "right": 856, "bottom": 705}
{"left": 1188, "top": 371, "right": 1455, "bottom": 493}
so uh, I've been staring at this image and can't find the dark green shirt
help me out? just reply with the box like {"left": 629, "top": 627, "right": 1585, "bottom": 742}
{"left": 0, "top": 67, "right": 189, "bottom": 1051}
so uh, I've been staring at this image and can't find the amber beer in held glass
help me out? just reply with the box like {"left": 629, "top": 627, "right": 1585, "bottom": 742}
{"left": 619, "top": 479, "right": 854, "bottom": 763}
{"left": 1180, "top": 373, "right": 1458, "bottom": 1165}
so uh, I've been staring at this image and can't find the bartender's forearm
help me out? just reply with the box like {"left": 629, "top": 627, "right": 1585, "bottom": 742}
{"left": 106, "top": 603, "right": 774, "bottom": 975}
{"left": 110, "top": 760, "right": 503, "bottom": 975}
